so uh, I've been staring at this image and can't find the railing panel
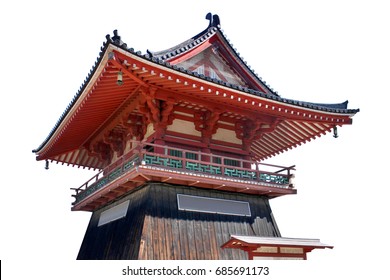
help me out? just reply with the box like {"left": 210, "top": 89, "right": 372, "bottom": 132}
{"left": 72, "top": 141, "right": 295, "bottom": 205}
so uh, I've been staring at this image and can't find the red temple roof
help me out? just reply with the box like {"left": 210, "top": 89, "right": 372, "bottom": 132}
{"left": 32, "top": 14, "right": 359, "bottom": 169}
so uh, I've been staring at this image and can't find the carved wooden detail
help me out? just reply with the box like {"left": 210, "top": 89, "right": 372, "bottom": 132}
{"left": 236, "top": 117, "right": 281, "bottom": 149}
{"left": 103, "top": 130, "right": 127, "bottom": 157}
{"left": 139, "top": 87, "right": 160, "bottom": 124}
{"left": 90, "top": 141, "right": 113, "bottom": 163}
{"left": 160, "top": 98, "right": 175, "bottom": 127}
{"left": 123, "top": 114, "right": 147, "bottom": 141}
{"left": 194, "top": 108, "right": 222, "bottom": 144}
{"left": 139, "top": 88, "right": 175, "bottom": 126}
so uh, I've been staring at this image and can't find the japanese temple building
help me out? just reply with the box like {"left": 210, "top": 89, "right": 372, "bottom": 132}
{"left": 33, "top": 13, "right": 359, "bottom": 260}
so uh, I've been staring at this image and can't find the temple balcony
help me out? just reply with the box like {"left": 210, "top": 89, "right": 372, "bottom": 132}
{"left": 71, "top": 142, "right": 296, "bottom": 211}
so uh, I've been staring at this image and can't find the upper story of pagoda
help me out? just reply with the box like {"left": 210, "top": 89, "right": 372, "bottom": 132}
{"left": 32, "top": 13, "right": 359, "bottom": 211}
{"left": 147, "top": 13, "right": 277, "bottom": 96}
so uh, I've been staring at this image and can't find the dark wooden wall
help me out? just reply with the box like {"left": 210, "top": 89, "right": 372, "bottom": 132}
{"left": 77, "top": 183, "right": 281, "bottom": 260}
{"left": 77, "top": 186, "right": 149, "bottom": 260}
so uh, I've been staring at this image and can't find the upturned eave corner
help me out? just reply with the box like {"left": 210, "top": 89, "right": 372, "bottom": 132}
{"left": 31, "top": 14, "right": 360, "bottom": 172}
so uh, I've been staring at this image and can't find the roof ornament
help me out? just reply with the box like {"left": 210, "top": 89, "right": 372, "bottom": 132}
{"left": 112, "top": 30, "right": 122, "bottom": 45}
{"left": 106, "top": 30, "right": 128, "bottom": 48}
{"left": 206, "top": 13, "right": 220, "bottom": 28}
{"left": 333, "top": 126, "right": 339, "bottom": 138}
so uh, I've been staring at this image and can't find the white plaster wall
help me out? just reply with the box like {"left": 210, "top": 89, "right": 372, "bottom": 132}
{"left": 213, "top": 128, "right": 242, "bottom": 145}
{"left": 168, "top": 119, "right": 202, "bottom": 137}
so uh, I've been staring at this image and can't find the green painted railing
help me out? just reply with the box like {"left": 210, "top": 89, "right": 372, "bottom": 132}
{"left": 72, "top": 156, "right": 139, "bottom": 203}
{"left": 72, "top": 142, "right": 294, "bottom": 204}
{"left": 143, "top": 154, "right": 290, "bottom": 184}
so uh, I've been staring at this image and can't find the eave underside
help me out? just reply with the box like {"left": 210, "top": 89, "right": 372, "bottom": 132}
{"left": 34, "top": 47, "right": 357, "bottom": 169}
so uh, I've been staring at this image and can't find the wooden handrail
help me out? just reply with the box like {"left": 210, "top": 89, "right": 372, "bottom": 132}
{"left": 72, "top": 140, "right": 295, "bottom": 201}
{"left": 274, "top": 165, "right": 296, "bottom": 174}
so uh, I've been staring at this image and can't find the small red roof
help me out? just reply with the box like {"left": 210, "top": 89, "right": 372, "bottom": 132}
{"left": 222, "top": 234, "right": 333, "bottom": 249}
{"left": 221, "top": 234, "right": 333, "bottom": 259}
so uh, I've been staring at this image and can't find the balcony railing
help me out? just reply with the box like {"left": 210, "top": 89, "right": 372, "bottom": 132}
{"left": 71, "top": 141, "right": 295, "bottom": 206}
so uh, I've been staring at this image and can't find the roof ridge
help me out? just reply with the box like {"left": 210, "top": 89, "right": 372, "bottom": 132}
{"left": 103, "top": 31, "right": 361, "bottom": 114}
{"left": 146, "top": 13, "right": 280, "bottom": 97}
{"left": 147, "top": 14, "right": 219, "bottom": 60}
{"left": 215, "top": 22, "right": 280, "bottom": 96}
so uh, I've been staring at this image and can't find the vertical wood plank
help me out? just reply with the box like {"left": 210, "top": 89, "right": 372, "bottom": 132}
{"left": 77, "top": 183, "right": 281, "bottom": 260}
{"left": 169, "top": 186, "right": 181, "bottom": 259}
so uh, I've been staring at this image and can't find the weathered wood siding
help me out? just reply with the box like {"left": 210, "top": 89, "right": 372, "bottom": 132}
{"left": 77, "top": 186, "right": 149, "bottom": 260}
{"left": 77, "top": 183, "right": 281, "bottom": 260}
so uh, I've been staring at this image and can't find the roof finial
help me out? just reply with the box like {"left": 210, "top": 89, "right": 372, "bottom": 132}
{"left": 206, "top": 12, "right": 212, "bottom": 24}
{"left": 112, "top": 29, "right": 122, "bottom": 45}
{"left": 205, "top": 13, "right": 220, "bottom": 28}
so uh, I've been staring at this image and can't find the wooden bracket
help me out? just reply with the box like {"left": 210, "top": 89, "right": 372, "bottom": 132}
{"left": 194, "top": 108, "right": 223, "bottom": 141}
{"left": 103, "top": 130, "right": 126, "bottom": 157}
{"left": 237, "top": 117, "right": 281, "bottom": 145}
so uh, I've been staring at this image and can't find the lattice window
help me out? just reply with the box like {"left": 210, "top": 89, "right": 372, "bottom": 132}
{"left": 213, "top": 157, "right": 221, "bottom": 164}
{"left": 185, "top": 152, "right": 198, "bottom": 160}
{"left": 169, "top": 149, "right": 183, "bottom": 158}
{"left": 224, "top": 158, "right": 240, "bottom": 167}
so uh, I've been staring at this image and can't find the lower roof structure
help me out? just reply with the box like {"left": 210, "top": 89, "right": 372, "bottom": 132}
{"left": 221, "top": 235, "right": 333, "bottom": 260}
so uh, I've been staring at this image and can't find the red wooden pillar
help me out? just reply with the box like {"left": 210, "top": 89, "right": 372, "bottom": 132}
{"left": 154, "top": 125, "right": 166, "bottom": 154}
{"left": 242, "top": 139, "right": 252, "bottom": 169}
{"left": 201, "top": 136, "right": 211, "bottom": 162}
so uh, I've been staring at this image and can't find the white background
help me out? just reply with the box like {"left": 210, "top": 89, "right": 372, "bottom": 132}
{"left": 1, "top": 0, "right": 388, "bottom": 279}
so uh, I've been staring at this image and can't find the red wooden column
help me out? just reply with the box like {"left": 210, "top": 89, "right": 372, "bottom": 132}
{"left": 154, "top": 124, "right": 166, "bottom": 154}
{"left": 242, "top": 139, "right": 253, "bottom": 169}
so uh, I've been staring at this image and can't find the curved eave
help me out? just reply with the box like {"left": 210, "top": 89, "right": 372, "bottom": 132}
{"left": 113, "top": 46, "right": 359, "bottom": 116}
{"left": 33, "top": 43, "right": 143, "bottom": 169}
{"left": 113, "top": 47, "right": 359, "bottom": 161}
{"left": 33, "top": 39, "right": 359, "bottom": 168}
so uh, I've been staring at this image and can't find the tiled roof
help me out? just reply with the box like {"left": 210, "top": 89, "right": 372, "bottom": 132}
{"left": 147, "top": 16, "right": 218, "bottom": 60}
{"left": 148, "top": 13, "right": 280, "bottom": 96}
{"left": 33, "top": 15, "right": 359, "bottom": 156}
{"left": 109, "top": 25, "right": 358, "bottom": 115}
